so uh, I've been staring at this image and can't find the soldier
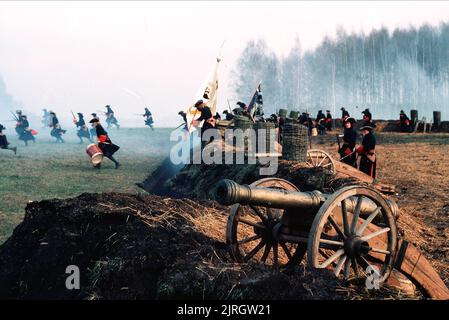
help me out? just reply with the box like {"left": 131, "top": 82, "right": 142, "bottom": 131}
{"left": 338, "top": 117, "right": 357, "bottom": 167}
{"left": 298, "top": 112, "right": 308, "bottom": 125}
{"left": 90, "top": 113, "right": 99, "bottom": 137}
{"left": 234, "top": 102, "right": 250, "bottom": 118}
{"left": 316, "top": 110, "right": 326, "bottom": 135}
{"left": 222, "top": 110, "right": 234, "bottom": 121}
{"left": 192, "top": 99, "right": 216, "bottom": 149}
{"left": 143, "top": 108, "right": 154, "bottom": 130}
{"left": 17, "top": 115, "right": 36, "bottom": 146}
{"left": 362, "top": 108, "right": 373, "bottom": 126}
{"left": 49, "top": 111, "right": 66, "bottom": 143}
{"left": 0, "top": 124, "right": 17, "bottom": 154}
{"left": 177, "top": 110, "right": 188, "bottom": 131}
{"left": 399, "top": 110, "right": 411, "bottom": 132}
{"left": 325, "top": 110, "right": 333, "bottom": 131}
{"left": 14, "top": 110, "right": 23, "bottom": 137}
{"left": 89, "top": 118, "right": 120, "bottom": 169}
{"left": 105, "top": 105, "right": 120, "bottom": 129}
{"left": 357, "top": 125, "right": 377, "bottom": 178}
{"left": 340, "top": 107, "right": 350, "bottom": 125}
{"left": 74, "top": 113, "right": 92, "bottom": 143}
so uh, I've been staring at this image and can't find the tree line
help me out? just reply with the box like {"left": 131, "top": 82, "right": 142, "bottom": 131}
{"left": 230, "top": 23, "right": 449, "bottom": 120}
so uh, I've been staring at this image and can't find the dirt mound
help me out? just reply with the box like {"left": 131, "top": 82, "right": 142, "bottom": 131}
{"left": 0, "top": 192, "right": 408, "bottom": 300}
{"left": 144, "top": 161, "right": 359, "bottom": 200}
{"left": 0, "top": 193, "right": 325, "bottom": 299}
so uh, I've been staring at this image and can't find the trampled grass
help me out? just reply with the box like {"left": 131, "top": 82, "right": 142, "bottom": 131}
{"left": 0, "top": 127, "right": 173, "bottom": 243}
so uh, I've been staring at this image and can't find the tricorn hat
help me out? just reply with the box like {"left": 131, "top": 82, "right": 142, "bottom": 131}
{"left": 194, "top": 100, "right": 204, "bottom": 108}
{"left": 326, "top": 110, "right": 331, "bottom": 112}
{"left": 359, "top": 125, "right": 375, "bottom": 131}
{"left": 344, "top": 117, "right": 356, "bottom": 124}
{"left": 89, "top": 118, "right": 100, "bottom": 123}
{"left": 0, "top": 124, "right": 5, "bottom": 131}
{"left": 236, "top": 101, "right": 247, "bottom": 108}
{"left": 340, "top": 107, "right": 345, "bottom": 110}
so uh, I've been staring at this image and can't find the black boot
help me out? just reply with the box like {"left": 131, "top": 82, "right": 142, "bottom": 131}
{"left": 110, "top": 156, "right": 120, "bottom": 169}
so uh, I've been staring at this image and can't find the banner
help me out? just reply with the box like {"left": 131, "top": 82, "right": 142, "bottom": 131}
{"left": 186, "top": 57, "right": 221, "bottom": 133}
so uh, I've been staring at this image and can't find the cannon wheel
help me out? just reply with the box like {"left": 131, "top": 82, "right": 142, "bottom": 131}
{"left": 226, "top": 177, "right": 306, "bottom": 269}
{"left": 306, "top": 149, "right": 336, "bottom": 173}
{"left": 307, "top": 186, "right": 398, "bottom": 284}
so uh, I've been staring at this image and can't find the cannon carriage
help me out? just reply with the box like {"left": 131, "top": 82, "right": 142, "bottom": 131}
{"left": 305, "top": 149, "right": 396, "bottom": 194}
{"left": 215, "top": 177, "right": 449, "bottom": 299}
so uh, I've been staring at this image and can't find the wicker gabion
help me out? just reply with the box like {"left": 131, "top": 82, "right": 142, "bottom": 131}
{"left": 282, "top": 122, "right": 308, "bottom": 162}
{"left": 289, "top": 110, "right": 300, "bottom": 119}
{"left": 278, "top": 109, "right": 288, "bottom": 119}
{"left": 233, "top": 115, "right": 253, "bottom": 150}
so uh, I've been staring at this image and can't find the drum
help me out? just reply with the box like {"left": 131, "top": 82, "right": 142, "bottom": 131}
{"left": 86, "top": 143, "right": 103, "bottom": 165}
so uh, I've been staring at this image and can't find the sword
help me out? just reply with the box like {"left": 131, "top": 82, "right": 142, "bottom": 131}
{"left": 340, "top": 150, "right": 357, "bottom": 161}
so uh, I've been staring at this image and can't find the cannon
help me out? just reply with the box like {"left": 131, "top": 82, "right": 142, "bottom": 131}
{"left": 215, "top": 177, "right": 449, "bottom": 299}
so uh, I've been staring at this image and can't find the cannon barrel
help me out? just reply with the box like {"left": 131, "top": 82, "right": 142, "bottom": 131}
{"left": 216, "top": 179, "right": 399, "bottom": 217}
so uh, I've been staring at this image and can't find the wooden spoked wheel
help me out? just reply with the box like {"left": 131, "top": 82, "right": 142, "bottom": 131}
{"left": 306, "top": 149, "right": 336, "bottom": 173}
{"left": 226, "top": 178, "right": 306, "bottom": 269}
{"left": 307, "top": 186, "right": 398, "bottom": 283}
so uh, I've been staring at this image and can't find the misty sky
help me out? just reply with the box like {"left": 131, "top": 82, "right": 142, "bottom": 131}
{"left": 1, "top": 1, "right": 449, "bottom": 127}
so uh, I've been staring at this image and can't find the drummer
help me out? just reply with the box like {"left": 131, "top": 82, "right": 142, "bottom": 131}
{"left": 89, "top": 118, "right": 120, "bottom": 169}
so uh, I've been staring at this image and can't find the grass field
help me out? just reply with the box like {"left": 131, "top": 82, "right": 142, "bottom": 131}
{"left": 0, "top": 127, "right": 173, "bottom": 243}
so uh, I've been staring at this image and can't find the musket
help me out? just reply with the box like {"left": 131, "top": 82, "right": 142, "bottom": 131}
{"left": 175, "top": 122, "right": 187, "bottom": 130}
{"left": 70, "top": 110, "right": 77, "bottom": 124}
{"left": 10, "top": 111, "right": 19, "bottom": 122}
{"left": 227, "top": 99, "right": 232, "bottom": 112}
